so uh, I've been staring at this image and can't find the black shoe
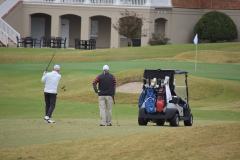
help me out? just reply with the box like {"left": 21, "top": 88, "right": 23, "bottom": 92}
{"left": 107, "top": 124, "right": 112, "bottom": 126}
{"left": 100, "top": 124, "right": 105, "bottom": 126}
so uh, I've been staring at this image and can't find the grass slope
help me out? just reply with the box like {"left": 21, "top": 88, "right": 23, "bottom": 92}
{"left": 0, "top": 123, "right": 239, "bottom": 160}
{"left": 0, "top": 42, "right": 240, "bottom": 63}
{"left": 0, "top": 43, "right": 240, "bottom": 159}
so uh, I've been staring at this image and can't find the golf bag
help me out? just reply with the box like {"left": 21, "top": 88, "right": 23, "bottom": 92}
{"left": 145, "top": 88, "right": 156, "bottom": 114}
{"left": 156, "top": 87, "right": 166, "bottom": 113}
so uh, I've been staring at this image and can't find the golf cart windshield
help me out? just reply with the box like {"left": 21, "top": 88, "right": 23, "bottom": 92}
{"left": 174, "top": 74, "right": 188, "bottom": 101}
{"left": 143, "top": 69, "right": 188, "bottom": 101}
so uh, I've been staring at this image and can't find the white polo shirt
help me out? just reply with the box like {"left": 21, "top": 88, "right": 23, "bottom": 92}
{"left": 41, "top": 71, "right": 61, "bottom": 94}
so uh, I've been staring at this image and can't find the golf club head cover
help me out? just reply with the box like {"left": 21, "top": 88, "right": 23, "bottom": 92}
{"left": 164, "top": 76, "right": 170, "bottom": 84}
{"left": 150, "top": 78, "right": 156, "bottom": 88}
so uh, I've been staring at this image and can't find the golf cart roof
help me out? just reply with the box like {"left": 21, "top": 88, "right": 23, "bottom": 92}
{"left": 143, "top": 69, "right": 188, "bottom": 79}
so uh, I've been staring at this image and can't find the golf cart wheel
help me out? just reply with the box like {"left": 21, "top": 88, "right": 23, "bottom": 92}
{"left": 169, "top": 113, "right": 179, "bottom": 127}
{"left": 138, "top": 117, "right": 148, "bottom": 126}
{"left": 156, "top": 120, "right": 165, "bottom": 126}
{"left": 184, "top": 114, "right": 193, "bottom": 126}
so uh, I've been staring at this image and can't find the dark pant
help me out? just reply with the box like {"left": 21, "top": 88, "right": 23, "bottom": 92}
{"left": 44, "top": 92, "right": 57, "bottom": 118}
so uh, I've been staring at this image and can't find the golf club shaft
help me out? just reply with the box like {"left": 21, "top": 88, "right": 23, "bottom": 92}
{"left": 46, "top": 50, "right": 57, "bottom": 71}
{"left": 113, "top": 96, "right": 119, "bottom": 126}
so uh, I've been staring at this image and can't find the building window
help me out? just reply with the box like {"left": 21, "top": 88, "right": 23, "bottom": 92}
{"left": 91, "top": 20, "right": 98, "bottom": 37}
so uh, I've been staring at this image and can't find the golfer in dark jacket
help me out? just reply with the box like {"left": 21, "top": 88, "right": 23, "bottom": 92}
{"left": 93, "top": 65, "right": 116, "bottom": 126}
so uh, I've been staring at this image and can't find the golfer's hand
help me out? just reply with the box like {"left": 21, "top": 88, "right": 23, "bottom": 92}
{"left": 43, "top": 71, "right": 48, "bottom": 76}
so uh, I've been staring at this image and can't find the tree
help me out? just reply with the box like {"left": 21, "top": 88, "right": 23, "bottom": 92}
{"left": 194, "top": 11, "right": 237, "bottom": 43}
{"left": 112, "top": 10, "right": 147, "bottom": 47}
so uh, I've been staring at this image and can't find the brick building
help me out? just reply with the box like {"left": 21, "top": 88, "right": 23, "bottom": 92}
{"left": 172, "top": 0, "right": 240, "bottom": 10}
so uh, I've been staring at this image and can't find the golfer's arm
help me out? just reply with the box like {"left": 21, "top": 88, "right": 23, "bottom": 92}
{"left": 113, "top": 75, "right": 116, "bottom": 95}
{"left": 93, "top": 83, "right": 98, "bottom": 93}
{"left": 113, "top": 85, "right": 116, "bottom": 96}
{"left": 41, "top": 74, "right": 47, "bottom": 83}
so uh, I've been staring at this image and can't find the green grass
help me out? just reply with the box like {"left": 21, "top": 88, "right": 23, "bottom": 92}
{"left": 0, "top": 122, "right": 239, "bottom": 159}
{"left": 1, "top": 42, "right": 240, "bottom": 63}
{"left": 0, "top": 43, "right": 240, "bottom": 159}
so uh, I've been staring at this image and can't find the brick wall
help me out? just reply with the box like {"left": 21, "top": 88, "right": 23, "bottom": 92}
{"left": 171, "top": 0, "right": 202, "bottom": 9}
{"left": 172, "top": 0, "right": 240, "bottom": 10}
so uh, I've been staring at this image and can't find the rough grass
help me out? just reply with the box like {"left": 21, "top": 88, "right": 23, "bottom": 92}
{"left": 0, "top": 123, "right": 239, "bottom": 160}
{"left": 188, "top": 76, "right": 224, "bottom": 100}
{"left": 174, "top": 50, "right": 240, "bottom": 63}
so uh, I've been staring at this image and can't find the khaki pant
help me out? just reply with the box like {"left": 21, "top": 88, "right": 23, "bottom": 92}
{"left": 99, "top": 96, "right": 112, "bottom": 125}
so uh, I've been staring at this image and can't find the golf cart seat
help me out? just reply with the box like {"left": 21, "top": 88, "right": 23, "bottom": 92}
{"left": 170, "top": 96, "right": 186, "bottom": 107}
{"left": 170, "top": 96, "right": 180, "bottom": 104}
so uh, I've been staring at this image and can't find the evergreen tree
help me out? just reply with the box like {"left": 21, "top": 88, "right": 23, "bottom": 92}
{"left": 194, "top": 11, "right": 237, "bottom": 43}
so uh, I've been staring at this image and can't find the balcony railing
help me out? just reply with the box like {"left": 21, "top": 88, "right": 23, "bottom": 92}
{"left": 0, "top": 0, "right": 21, "bottom": 45}
{"left": 0, "top": 0, "right": 20, "bottom": 18}
{"left": 23, "top": 0, "right": 172, "bottom": 6}
{"left": 0, "top": 28, "right": 8, "bottom": 46}
{"left": 0, "top": 18, "right": 20, "bottom": 45}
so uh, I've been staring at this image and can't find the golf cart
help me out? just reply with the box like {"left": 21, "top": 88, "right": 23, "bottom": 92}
{"left": 138, "top": 69, "right": 193, "bottom": 127}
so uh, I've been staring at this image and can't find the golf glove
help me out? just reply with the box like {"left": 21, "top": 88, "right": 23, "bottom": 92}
{"left": 43, "top": 71, "right": 48, "bottom": 76}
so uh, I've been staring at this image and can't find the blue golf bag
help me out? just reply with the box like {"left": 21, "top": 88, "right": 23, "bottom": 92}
{"left": 145, "top": 88, "right": 156, "bottom": 114}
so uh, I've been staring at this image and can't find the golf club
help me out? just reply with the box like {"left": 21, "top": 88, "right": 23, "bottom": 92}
{"left": 112, "top": 96, "right": 120, "bottom": 126}
{"left": 46, "top": 50, "right": 57, "bottom": 71}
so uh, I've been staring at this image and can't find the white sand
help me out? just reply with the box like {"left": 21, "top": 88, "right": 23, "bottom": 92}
{"left": 116, "top": 82, "right": 143, "bottom": 94}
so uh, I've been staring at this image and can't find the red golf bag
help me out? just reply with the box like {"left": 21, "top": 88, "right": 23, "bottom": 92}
{"left": 156, "top": 87, "right": 166, "bottom": 113}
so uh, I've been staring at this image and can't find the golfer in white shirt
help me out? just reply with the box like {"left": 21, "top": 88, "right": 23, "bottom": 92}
{"left": 41, "top": 64, "right": 61, "bottom": 123}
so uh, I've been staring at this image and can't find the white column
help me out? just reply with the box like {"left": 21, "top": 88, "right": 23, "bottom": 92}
{"left": 84, "top": 0, "right": 91, "bottom": 4}
{"left": 110, "top": 18, "right": 120, "bottom": 48}
{"left": 21, "top": 12, "right": 31, "bottom": 37}
{"left": 22, "top": 15, "right": 31, "bottom": 36}
{"left": 51, "top": 15, "right": 60, "bottom": 37}
{"left": 114, "top": 0, "right": 121, "bottom": 5}
{"left": 145, "top": 0, "right": 151, "bottom": 6}
{"left": 81, "top": 16, "right": 90, "bottom": 40}
{"left": 165, "top": 20, "right": 169, "bottom": 37}
{"left": 141, "top": 18, "right": 154, "bottom": 47}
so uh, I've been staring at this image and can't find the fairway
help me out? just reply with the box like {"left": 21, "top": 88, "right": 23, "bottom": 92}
{"left": 0, "top": 43, "right": 240, "bottom": 159}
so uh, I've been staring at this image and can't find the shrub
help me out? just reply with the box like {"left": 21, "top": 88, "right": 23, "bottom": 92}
{"left": 148, "top": 33, "right": 170, "bottom": 45}
{"left": 194, "top": 11, "right": 238, "bottom": 43}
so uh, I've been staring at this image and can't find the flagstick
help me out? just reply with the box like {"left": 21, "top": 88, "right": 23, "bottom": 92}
{"left": 195, "top": 44, "right": 197, "bottom": 72}
{"left": 193, "top": 34, "right": 198, "bottom": 71}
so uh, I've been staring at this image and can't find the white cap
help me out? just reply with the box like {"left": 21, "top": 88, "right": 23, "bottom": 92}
{"left": 53, "top": 64, "right": 60, "bottom": 71}
{"left": 103, "top": 65, "right": 109, "bottom": 71}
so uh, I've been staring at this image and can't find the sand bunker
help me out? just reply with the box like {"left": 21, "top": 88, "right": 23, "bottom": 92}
{"left": 116, "top": 82, "right": 143, "bottom": 94}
